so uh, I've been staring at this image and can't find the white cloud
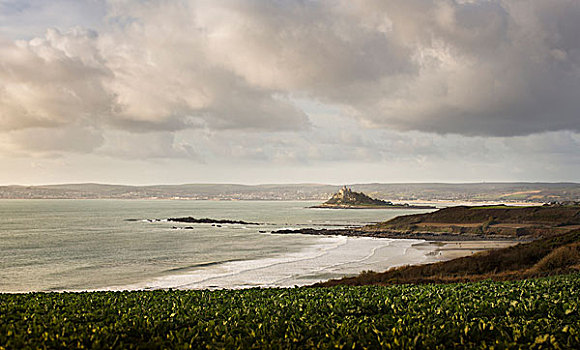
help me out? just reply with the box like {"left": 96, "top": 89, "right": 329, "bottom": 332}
{"left": 193, "top": 0, "right": 580, "bottom": 136}
{"left": 2, "top": 126, "right": 104, "bottom": 156}
{"left": 0, "top": 31, "right": 112, "bottom": 131}
{"left": 101, "top": 0, "right": 309, "bottom": 132}
{"left": 0, "top": 0, "right": 579, "bottom": 172}
{"left": 99, "top": 131, "right": 204, "bottom": 160}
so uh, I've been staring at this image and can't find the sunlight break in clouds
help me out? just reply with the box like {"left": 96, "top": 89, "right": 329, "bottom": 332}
{"left": 0, "top": 0, "right": 579, "bottom": 183}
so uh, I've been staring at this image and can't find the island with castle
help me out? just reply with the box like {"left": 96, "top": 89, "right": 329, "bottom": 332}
{"left": 311, "top": 186, "right": 436, "bottom": 209}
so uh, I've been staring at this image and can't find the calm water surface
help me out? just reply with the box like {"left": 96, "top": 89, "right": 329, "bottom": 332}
{"left": 0, "top": 200, "right": 434, "bottom": 292}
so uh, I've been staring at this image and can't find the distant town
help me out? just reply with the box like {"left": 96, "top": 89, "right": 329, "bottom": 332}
{"left": 0, "top": 182, "right": 579, "bottom": 203}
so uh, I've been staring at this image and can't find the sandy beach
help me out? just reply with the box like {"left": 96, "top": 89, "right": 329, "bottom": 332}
{"left": 416, "top": 240, "right": 519, "bottom": 263}
{"left": 95, "top": 236, "right": 518, "bottom": 291}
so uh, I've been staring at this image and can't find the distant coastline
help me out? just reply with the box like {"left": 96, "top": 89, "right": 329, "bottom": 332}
{"left": 1, "top": 182, "right": 579, "bottom": 202}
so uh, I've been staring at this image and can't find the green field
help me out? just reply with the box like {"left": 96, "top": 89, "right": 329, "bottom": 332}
{"left": 1, "top": 274, "right": 579, "bottom": 349}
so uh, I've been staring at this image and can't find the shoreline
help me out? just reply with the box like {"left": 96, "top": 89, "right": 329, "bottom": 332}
{"left": 414, "top": 240, "right": 519, "bottom": 263}
{"left": 271, "top": 227, "right": 526, "bottom": 242}
{"left": 270, "top": 228, "right": 522, "bottom": 277}
{"left": 76, "top": 236, "right": 432, "bottom": 292}
{"left": 1, "top": 236, "right": 516, "bottom": 293}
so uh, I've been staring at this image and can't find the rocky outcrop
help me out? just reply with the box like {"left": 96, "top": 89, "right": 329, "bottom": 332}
{"left": 167, "top": 217, "right": 262, "bottom": 225}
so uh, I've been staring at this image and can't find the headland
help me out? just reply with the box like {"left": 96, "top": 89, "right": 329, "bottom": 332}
{"left": 277, "top": 203, "right": 580, "bottom": 241}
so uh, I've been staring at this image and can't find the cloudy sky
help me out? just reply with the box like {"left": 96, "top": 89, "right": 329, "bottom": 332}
{"left": 0, "top": 0, "right": 579, "bottom": 185}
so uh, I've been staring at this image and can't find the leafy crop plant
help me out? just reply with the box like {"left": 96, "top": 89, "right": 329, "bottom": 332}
{"left": 1, "top": 274, "right": 579, "bottom": 348}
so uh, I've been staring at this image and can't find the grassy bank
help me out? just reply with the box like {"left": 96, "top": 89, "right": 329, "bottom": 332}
{"left": 1, "top": 274, "right": 579, "bottom": 349}
{"left": 318, "top": 229, "right": 580, "bottom": 287}
{"left": 364, "top": 205, "right": 580, "bottom": 238}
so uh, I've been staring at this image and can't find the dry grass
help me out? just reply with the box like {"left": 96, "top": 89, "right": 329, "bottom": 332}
{"left": 530, "top": 242, "right": 580, "bottom": 273}
{"left": 315, "top": 229, "right": 580, "bottom": 287}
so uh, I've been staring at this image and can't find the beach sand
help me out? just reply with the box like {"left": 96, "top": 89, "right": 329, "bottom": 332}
{"left": 415, "top": 240, "right": 519, "bottom": 263}
{"left": 96, "top": 236, "right": 444, "bottom": 291}
{"left": 89, "top": 238, "right": 519, "bottom": 291}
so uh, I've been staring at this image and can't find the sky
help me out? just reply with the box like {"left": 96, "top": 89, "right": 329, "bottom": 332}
{"left": 0, "top": 0, "right": 579, "bottom": 185}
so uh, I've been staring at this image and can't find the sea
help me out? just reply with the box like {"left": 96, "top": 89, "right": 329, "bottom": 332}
{"left": 0, "top": 200, "right": 437, "bottom": 293}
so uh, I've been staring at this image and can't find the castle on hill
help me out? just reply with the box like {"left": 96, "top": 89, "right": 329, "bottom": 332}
{"left": 311, "top": 186, "right": 436, "bottom": 209}
{"left": 323, "top": 186, "right": 393, "bottom": 207}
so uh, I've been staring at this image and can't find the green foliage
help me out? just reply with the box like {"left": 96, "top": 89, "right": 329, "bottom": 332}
{"left": 1, "top": 274, "right": 580, "bottom": 349}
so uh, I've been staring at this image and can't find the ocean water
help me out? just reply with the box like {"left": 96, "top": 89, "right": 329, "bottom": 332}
{"left": 0, "top": 200, "right": 435, "bottom": 292}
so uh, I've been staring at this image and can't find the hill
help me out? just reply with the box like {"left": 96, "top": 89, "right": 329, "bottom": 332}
{"left": 362, "top": 205, "right": 580, "bottom": 238}
{"left": 274, "top": 204, "right": 580, "bottom": 241}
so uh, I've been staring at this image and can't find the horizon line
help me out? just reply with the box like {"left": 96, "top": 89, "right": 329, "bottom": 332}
{"left": 2, "top": 181, "right": 579, "bottom": 187}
